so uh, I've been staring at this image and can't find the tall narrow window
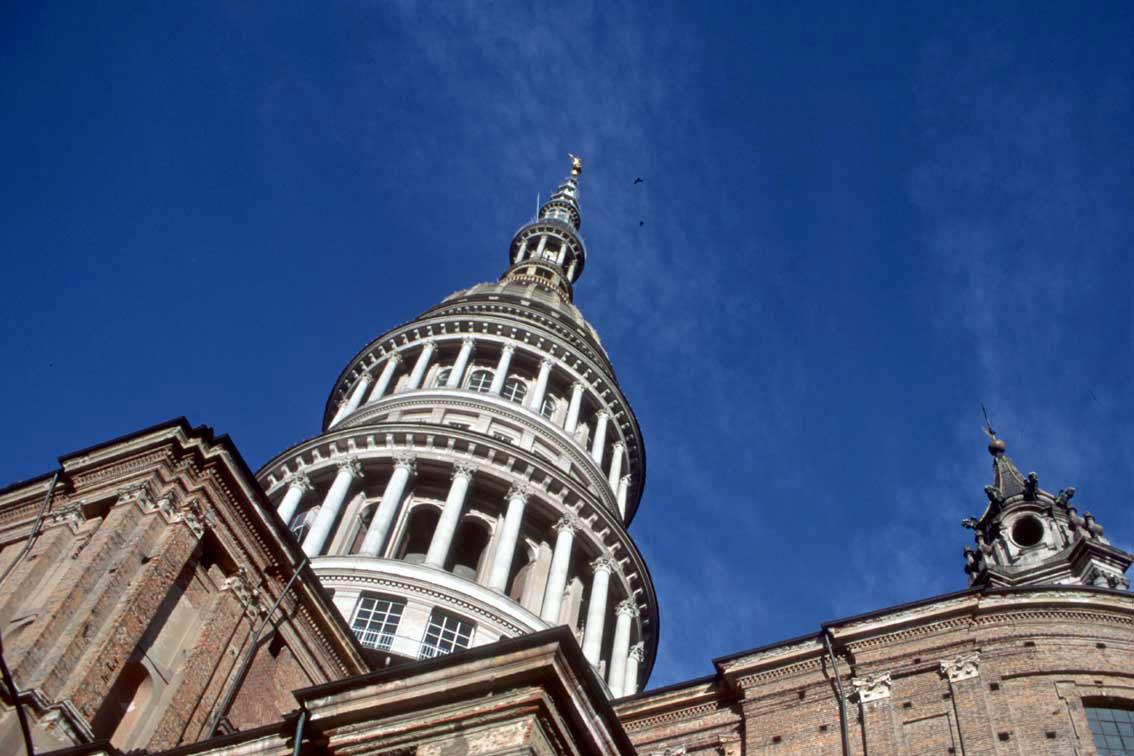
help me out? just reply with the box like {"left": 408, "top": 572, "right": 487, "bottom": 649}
{"left": 351, "top": 596, "right": 405, "bottom": 651}
{"left": 1087, "top": 705, "right": 1134, "bottom": 755}
{"left": 501, "top": 376, "right": 527, "bottom": 404}
{"left": 419, "top": 609, "right": 474, "bottom": 659}
{"left": 467, "top": 369, "right": 493, "bottom": 393}
{"left": 433, "top": 367, "right": 451, "bottom": 387}
{"left": 540, "top": 395, "right": 557, "bottom": 420}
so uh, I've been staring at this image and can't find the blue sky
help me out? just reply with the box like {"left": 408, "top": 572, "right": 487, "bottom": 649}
{"left": 3, "top": 2, "right": 1133, "bottom": 688}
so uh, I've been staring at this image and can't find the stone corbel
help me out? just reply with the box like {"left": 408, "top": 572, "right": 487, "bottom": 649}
{"left": 222, "top": 567, "right": 266, "bottom": 619}
{"left": 851, "top": 671, "right": 893, "bottom": 703}
{"left": 939, "top": 651, "right": 981, "bottom": 682}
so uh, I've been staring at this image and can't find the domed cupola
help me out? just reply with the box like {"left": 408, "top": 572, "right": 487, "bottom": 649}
{"left": 961, "top": 431, "right": 1132, "bottom": 590}
{"left": 501, "top": 155, "right": 587, "bottom": 303}
{"left": 255, "top": 157, "right": 656, "bottom": 699}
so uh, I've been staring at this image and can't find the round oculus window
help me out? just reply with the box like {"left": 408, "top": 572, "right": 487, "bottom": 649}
{"left": 1011, "top": 515, "right": 1045, "bottom": 548}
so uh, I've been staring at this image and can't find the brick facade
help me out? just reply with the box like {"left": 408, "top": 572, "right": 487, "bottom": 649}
{"left": 0, "top": 419, "right": 367, "bottom": 753}
{"left": 617, "top": 588, "right": 1134, "bottom": 755}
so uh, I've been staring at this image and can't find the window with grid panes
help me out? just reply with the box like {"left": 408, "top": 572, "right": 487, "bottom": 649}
{"left": 350, "top": 596, "right": 405, "bottom": 651}
{"left": 467, "top": 369, "right": 493, "bottom": 393}
{"left": 540, "top": 395, "right": 556, "bottom": 420}
{"left": 433, "top": 367, "right": 451, "bottom": 387}
{"left": 419, "top": 609, "right": 474, "bottom": 659}
{"left": 501, "top": 376, "right": 527, "bottom": 404}
{"left": 1088, "top": 706, "right": 1134, "bottom": 755}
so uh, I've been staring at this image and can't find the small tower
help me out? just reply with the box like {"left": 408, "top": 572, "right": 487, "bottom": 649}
{"left": 961, "top": 433, "right": 1132, "bottom": 589}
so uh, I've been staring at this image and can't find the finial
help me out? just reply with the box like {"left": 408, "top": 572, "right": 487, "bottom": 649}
{"left": 981, "top": 403, "right": 1005, "bottom": 456}
{"left": 569, "top": 153, "right": 582, "bottom": 176}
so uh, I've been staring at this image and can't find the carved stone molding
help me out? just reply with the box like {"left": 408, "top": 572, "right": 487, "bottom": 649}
{"left": 554, "top": 512, "right": 581, "bottom": 535}
{"left": 852, "top": 671, "right": 893, "bottom": 703}
{"left": 452, "top": 462, "right": 477, "bottom": 481}
{"left": 616, "top": 598, "right": 640, "bottom": 618}
{"left": 506, "top": 482, "right": 531, "bottom": 503}
{"left": 285, "top": 471, "right": 314, "bottom": 493}
{"left": 940, "top": 651, "right": 981, "bottom": 682}
{"left": 337, "top": 456, "right": 365, "bottom": 479}
{"left": 591, "top": 554, "right": 618, "bottom": 574}
{"left": 629, "top": 642, "right": 645, "bottom": 661}
{"left": 392, "top": 452, "right": 417, "bottom": 475}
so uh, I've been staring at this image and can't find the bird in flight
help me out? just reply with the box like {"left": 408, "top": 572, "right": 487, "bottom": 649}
{"left": 639, "top": 220, "right": 645, "bottom": 226}
{"left": 634, "top": 177, "right": 644, "bottom": 184}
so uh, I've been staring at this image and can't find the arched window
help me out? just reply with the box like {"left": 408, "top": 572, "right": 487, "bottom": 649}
{"left": 501, "top": 376, "right": 527, "bottom": 404}
{"left": 446, "top": 520, "right": 490, "bottom": 581}
{"left": 433, "top": 367, "right": 451, "bottom": 387}
{"left": 466, "top": 369, "right": 493, "bottom": 393}
{"left": 398, "top": 506, "right": 440, "bottom": 564}
{"left": 350, "top": 595, "right": 405, "bottom": 651}
{"left": 1086, "top": 704, "right": 1134, "bottom": 754}
{"left": 419, "top": 609, "right": 475, "bottom": 659}
{"left": 540, "top": 395, "right": 557, "bottom": 420}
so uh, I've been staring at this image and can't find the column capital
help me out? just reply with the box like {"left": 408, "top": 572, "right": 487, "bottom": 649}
{"left": 540, "top": 356, "right": 555, "bottom": 369}
{"left": 571, "top": 380, "right": 585, "bottom": 392}
{"left": 621, "top": 474, "right": 632, "bottom": 486}
{"left": 337, "top": 457, "right": 365, "bottom": 479}
{"left": 628, "top": 642, "right": 645, "bottom": 661}
{"left": 851, "top": 671, "right": 892, "bottom": 703}
{"left": 500, "top": 342, "right": 516, "bottom": 355}
{"left": 420, "top": 337, "right": 437, "bottom": 348}
{"left": 616, "top": 599, "right": 639, "bottom": 618}
{"left": 460, "top": 335, "right": 476, "bottom": 348}
{"left": 939, "top": 651, "right": 981, "bottom": 682}
{"left": 612, "top": 440, "right": 625, "bottom": 452}
{"left": 451, "top": 462, "right": 477, "bottom": 481}
{"left": 590, "top": 554, "right": 618, "bottom": 575}
{"left": 286, "top": 471, "right": 313, "bottom": 493}
{"left": 553, "top": 512, "right": 582, "bottom": 535}
{"left": 506, "top": 482, "right": 531, "bottom": 504}
{"left": 386, "top": 351, "right": 403, "bottom": 365}
{"left": 392, "top": 452, "right": 417, "bottom": 475}
{"left": 595, "top": 409, "right": 609, "bottom": 420}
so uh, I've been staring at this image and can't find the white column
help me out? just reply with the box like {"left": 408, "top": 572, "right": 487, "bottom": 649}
{"left": 607, "top": 599, "right": 639, "bottom": 697}
{"left": 607, "top": 442, "right": 624, "bottom": 490}
{"left": 535, "top": 235, "right": 548, "bottom": 260}
{"left": 488, "top": 344, "right": 515, "bottom": 395}
{"left": 565, "top": 381, "right": 585, "bottom": 434}
{"left": 516, "top": 239, "right": 529, "bottom": 262}
{"left": 590, "top": 410, "right": 610, "bottom": 466}
{"left": 359, "top": 454, "right": 416, "bottom": 557}
{"left": 404, "top": 339, "right": 436, "bottom": 391}
{"left": 487, "top": 483, "right": 529, "bottom": 591}
{"left": 540, "top": 514, "right": 580, "bottom": 623}
{"left": 527, "top": 357, "right": 554, "bottom": 411}
{"left": 617, "top": 475, "right": 631, "bottom": 519}
{"left": 331, "top": 372, "right": 372, "bottom": 426}
{"left": 582, "top": 555, "right": 616, "bottom": 664}
{"left": 425, "top": 463, "right": 475, "bottom": 568}
{"left": 367, "top": 353, "right": 401, "bottom": 403}
{"left": 302, "top": 458, "right": 363, "bottom": 556}
{"left": 446, "top": 337, "right": 476, "bottom": 388}
{"left": 566, "top": 258, "right": 578, "bottom": 281}
{"left": 623, "top": 643, "right": 644, "bottom": 696}
{"left": 276, "top": 471, "right": 312, "bottom": 525}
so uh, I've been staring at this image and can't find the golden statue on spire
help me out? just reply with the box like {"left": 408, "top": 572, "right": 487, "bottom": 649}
{"left": 569, "top": 153, "right": 583, "bottom": 176}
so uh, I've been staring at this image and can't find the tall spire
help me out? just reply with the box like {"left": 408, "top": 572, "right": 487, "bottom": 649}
{"left": 502, "top": 156, "right": 589, "bottom": 303}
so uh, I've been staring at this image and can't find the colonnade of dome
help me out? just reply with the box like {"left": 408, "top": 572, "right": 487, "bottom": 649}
{"left": 256, "top": 160, "right": 657, "bottom": 696}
